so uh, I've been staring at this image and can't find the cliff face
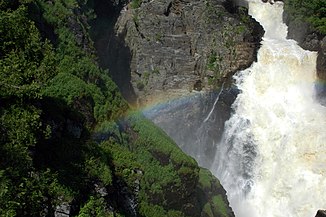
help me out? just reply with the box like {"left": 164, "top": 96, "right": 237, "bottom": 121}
{"left": 144, "top": 88, "right": 238, "bottom": 169}
{"left": 96, "top": 0, "right": 263, "bottom": 174}
{"left": 88, "top": 0, "right": 264, "bottom": 215}
{"left": 106, "top": 0, "right": 263, "bottom": 106}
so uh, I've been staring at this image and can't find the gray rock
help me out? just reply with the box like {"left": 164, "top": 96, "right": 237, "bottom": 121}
{"left": 54, "top": 202, "right": 70, "bottom": 217}
{"left": 317, "top": 36, "right": 326, "bottom": 81}
{"left": 94, "top": 183, "right": 108, "bottom": 197}
{"left": 316, "top": 210, "right": 326, "bottom": 217}
{"left": 144, "top": 86, "right": 238, "bottom": 169}
{"left": 286, "top": 19, "right": 310, "bottom": 45}
{"left": 112, "top": 0, "right": 262, "bottom": 106}
{"left": 301, "top": 33, "right": 320, "bottom": 51}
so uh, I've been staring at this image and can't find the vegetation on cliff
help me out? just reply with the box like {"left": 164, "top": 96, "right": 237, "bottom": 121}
{"left": 0, "top": 0, "right": 233, "bottom": 216}
{"left": 284, "top": 0, "right": 326, "bottom": 34}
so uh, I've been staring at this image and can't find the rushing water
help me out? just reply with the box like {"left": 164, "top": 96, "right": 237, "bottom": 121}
{"left": 211, "top": 1, "right": 326, "bottom": 217}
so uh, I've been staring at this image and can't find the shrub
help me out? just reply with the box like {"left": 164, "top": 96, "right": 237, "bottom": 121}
{"left": 284, "top": 0, "right": 326, "bottom": 34}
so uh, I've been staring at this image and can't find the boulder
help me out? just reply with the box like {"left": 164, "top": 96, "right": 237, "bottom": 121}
{"left": 316, "top": 210, "right": 326, "bottom": 217}
{"left": 54, "top": 202, "right": 70, "bottom": 217}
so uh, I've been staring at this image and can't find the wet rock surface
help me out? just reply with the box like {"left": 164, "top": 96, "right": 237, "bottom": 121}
{"left": 316, "top": 210, "right": 326, "bottom": 217}
{"left": 317, "top": 36, "right": 326, "bottom": 81}
{"left": 144, "top": 86, "right": 238, "bottom": 169}
{"left": 54, "top": 202, "right": 70, "bottom": 217}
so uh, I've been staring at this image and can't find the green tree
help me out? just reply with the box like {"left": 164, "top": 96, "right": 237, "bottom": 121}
{"left": 285, "top": 0, "right": 326, "bottom": 34}
{"left": 0, "top": 5, "right": 56, "bottom": 98}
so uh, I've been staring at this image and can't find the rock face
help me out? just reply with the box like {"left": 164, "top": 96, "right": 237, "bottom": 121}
{"left": 54, "top": 203, "right": 70, "bottom": 217}
{"left": 91, "top": 0, "right": 263, "bottom": 169}
{"left": 317, "top": 37, "right": 326, "bottom": 82}
{"left": 111, "top": 0, "right": 263, "bottom": 106}
{"left": 144, "top": 86, "right": 238, "bottom": 169}
{"left": 316, "top": 210, "right": 326, "bottom": 217}
{"left": 90, "top": 1, "right": 262, "bottom": 215}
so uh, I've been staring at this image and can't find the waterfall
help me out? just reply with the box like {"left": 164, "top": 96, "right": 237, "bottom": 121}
{"left": 204, "top": 82, "right": 225, "bottom": 123}
{"left": 211, "top": 1, "right": 326, "bottom": 217}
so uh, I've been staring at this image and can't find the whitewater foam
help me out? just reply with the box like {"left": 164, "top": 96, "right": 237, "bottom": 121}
{"left": 211, "top": 1, "right": 326, "bottom": 217}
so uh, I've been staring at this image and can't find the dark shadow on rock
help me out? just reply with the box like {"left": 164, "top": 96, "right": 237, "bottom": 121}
{"left": 33, "top": 96, "right": 137, "bottom": 216}
{"left": 223, "top": 0, "right": 249, "bottom": 13}
{"left": 31, "top": 97, "right": 93, "bottom": 215}
{"left": 316, "top": 210, "right": 326, "bottom": 217}
{"left": 90, "top": 0, "right": 137, "bottom": 104}
{"left": 315, "top": 81, "right": 326, "bottom": 106}
{"left": 27, "top": 2, "right": 58, "bottom": 46}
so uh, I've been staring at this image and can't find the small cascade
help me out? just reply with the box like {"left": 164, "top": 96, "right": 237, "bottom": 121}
{"left": 204, "top": 82, "right": 225, "bottom": 123}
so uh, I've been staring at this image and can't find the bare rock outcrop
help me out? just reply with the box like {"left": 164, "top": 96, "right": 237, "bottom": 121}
{"left": 112, "top": 0, "right": 263, "bottom": 106}
{"left": 316, "top": 210, "right": 326, "bottom": 217}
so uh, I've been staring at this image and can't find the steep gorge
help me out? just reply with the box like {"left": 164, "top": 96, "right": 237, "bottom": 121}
{"left": 92, "top": 0, "right": 264, "bottom": 170}
{"left": 212, "top": 1, "right": 326, "bottom": 216}
{"left": 1, "top": 0, "right": 323, "bottom": 215}
{"left": 140, "top": 0, "right": 326, "bottom": 217}
{"left": 0, "top": 0, "right": 241, "bottom": 216}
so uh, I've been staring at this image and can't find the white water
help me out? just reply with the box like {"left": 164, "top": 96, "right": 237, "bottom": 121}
{"left": 211, "top": 1, "right": 326, "bottom": 217}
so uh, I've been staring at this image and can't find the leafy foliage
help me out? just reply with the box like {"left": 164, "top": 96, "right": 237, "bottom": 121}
{"left": 0, "top": 5, "right": 56, "bottom": 98}
{"left": 78, "top": 196, "right": 113, "bottom": 217}
{"left": 130, "top": 0, "right": 142, "bottom": 9}
{"left": 38, "top": 0, "right": 77, "bottom": 26}
{"left": 284, "top": 0, "right": 326, "bottom": 34}
{"left": 0, "top": 0, "right": 126, "bottom": 215}
{"left": 0, "top": 0, "right": 232, "bottom": 216}
{"left": 211, "top": 195, "right": 228, "bottom": 217}
{"left": 123, "top": 113, "right": 200, "bottom": 214}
